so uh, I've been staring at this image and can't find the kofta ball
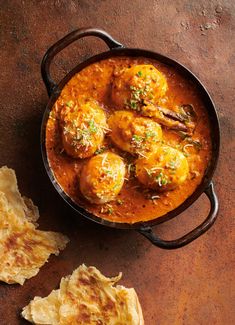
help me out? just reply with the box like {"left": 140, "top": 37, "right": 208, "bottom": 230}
{"left": 60, "top": 100, "right": 107, "bottom": 159}
{"left": 80, "top": 152, "right": 126, "bottom": 204}
{"left": 135, "top": 145, "right": 189, "bottom": 191}
{"left": 111, "top": 64, "right": 168, "bottom": 109}
{"left": 108, "top": 111, "right": 162, "bottom": 155}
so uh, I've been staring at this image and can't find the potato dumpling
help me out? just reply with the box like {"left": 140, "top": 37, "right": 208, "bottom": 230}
{"left": 80, "top": 152, "right": 126, "bottom": 204}
{"left": 60, "top": 100, "right": 107, "bottom": 159}
{"left": 108, "top": 111, "right": 162, "bottom": 155}
{"left": 111, "top": 64, "right": 168, "bottom": 109}
{"left": 135, "top": 146, "right": 189, "bottom": 191}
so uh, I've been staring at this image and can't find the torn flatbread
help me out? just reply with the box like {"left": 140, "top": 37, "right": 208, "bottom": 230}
{"left": 0, "top": 166, "right": 69, "bottom": 285}
{"left": 22, "top": 264, "right": 144, "bottom": 325}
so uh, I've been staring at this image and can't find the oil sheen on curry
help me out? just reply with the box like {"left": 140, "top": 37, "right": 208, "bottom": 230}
{"left": 46, "top": 57, "right": 212, "bottom": 224}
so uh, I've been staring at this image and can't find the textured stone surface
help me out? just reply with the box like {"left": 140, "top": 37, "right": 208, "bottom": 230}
{"left": 0, "top": 0, "right": 234, "bottom": 324}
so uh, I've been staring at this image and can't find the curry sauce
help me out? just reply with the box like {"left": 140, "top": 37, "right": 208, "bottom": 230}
{"left": 46, "top": 57, "right": 212, "bottom": 223}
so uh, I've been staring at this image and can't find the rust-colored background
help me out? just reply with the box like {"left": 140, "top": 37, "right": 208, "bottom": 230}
{"left": 0, "top": 1, "right": 234, "bottom": 324}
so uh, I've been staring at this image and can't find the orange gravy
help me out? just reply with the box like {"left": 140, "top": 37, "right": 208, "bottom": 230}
{"left": 46, "top": 57, "right": 212, "bottom": 224}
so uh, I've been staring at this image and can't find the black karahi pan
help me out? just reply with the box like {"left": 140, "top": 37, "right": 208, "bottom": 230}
{"left": 41, "top": 28, "right": 220, "bottom": 249}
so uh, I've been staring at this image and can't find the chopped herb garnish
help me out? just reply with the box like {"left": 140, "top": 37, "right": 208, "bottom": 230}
{"left": 88, "top": 120, "right": 98, "bottom": 133}
{"left": 145, "top": 130, "right": 157, "bottom": 139}
{"left": 126, "top": 77, "right": 156, "bottom": 110}
{"left": 100, "top": 206, "right": 113, "bottom": 214}
{"left": 132, "top": 134, "right": 143, "bottom": 142}
{"left": 64, "top": 118, "right": 102, "bottom": 150}
{"left": 161, "top": 178, "right": 168, "bottom": 185}
{"left": 117, "top": 199, "right": 123, "bottom": 205}
{"left": 95, "top": 147, "right": 106, "bottom": 155}
{"left": 156, "top": 172, "right": 169, "bottom": 187}
{"left": 66, "top": 100, "right": 73, "bottom": 108}
{"left": 102, "top": 167, "right": 112, "bottom": 175}
{"left": 125, "top": 85, "right": 146, "bottom": 111}
{"left": 107, "top": 207, "right": 113, "bottom": 214}
{"left": 130, "top": 100, "right": 137, "bottom": 109}
{"left": 131, "top": 134, "right": 145, "bottom": 149}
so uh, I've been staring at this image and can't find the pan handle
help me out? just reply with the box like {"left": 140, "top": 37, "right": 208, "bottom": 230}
{"left": 41, "top": 28, "right": 124, "bottom": 96}
{"left": 138, "top": 182, "right": 218, "bottom": 249}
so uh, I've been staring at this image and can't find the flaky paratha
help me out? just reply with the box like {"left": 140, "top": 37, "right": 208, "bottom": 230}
{"left": 22, "top": 264, "right": 144, "bottom": 325}
{"left": 0, "top": 166, "right": 39, "bottom": 225}
{"left": 0, "top": 166, "right": 69, "bottom": 285}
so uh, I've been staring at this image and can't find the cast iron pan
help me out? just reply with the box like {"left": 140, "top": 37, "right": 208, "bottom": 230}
{"left": 41, "top": 28, "right": 220, "bottom": 249}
